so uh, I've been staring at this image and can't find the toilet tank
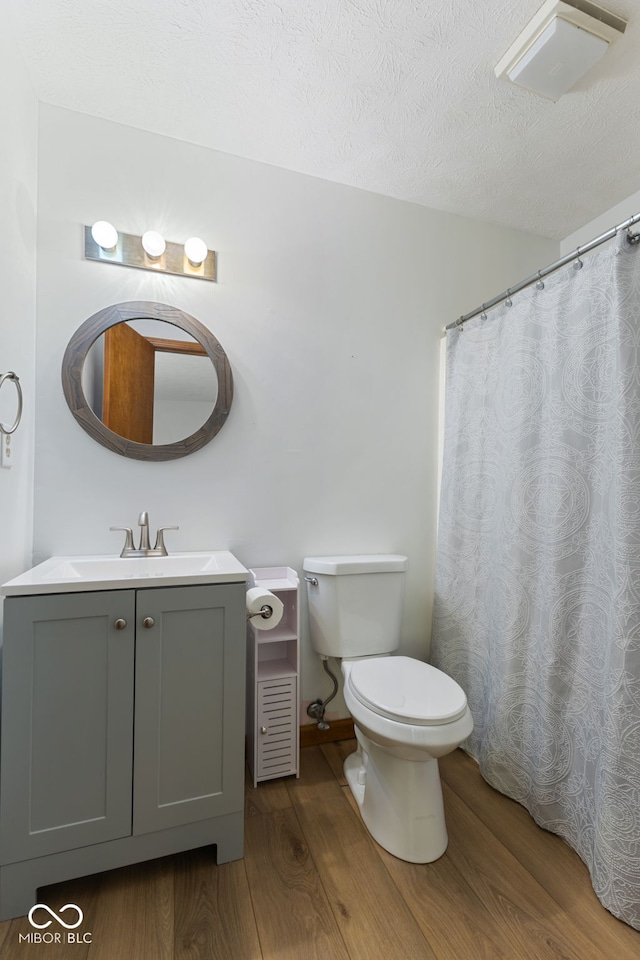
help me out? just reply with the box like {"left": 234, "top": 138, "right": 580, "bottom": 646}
{"left": 302, "top": 555, "right": 408, "bottom": 658}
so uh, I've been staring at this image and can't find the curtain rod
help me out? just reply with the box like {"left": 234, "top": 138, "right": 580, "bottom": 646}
{"left": 446, "top": 210, "right": 640, "bottom": 332}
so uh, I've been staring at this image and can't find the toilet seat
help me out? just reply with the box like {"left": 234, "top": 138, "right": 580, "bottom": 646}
{"left": 346, "top": 656, "right": 468, "bottom": 726}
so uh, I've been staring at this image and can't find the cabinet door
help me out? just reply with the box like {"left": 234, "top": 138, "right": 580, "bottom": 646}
{"left": 133, "top": 582, "right": 246, "bottom": 834}
{"left": 0, "top": 591, "right": 135, "bottom": 863}
{"left": 256, "top": 677, "right": 297, "bottom": 781}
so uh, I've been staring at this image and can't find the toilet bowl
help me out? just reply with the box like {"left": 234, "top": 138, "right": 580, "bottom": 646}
{"left": 302, "top": 554, "right": 473, "bottom": 863}
{"left": 341, "top": 656, "right": 473, "bottom": 862}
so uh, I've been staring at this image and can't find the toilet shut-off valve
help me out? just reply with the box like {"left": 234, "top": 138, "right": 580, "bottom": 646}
{"left": 307, "top": 655, "right": 339, "bottom": 730}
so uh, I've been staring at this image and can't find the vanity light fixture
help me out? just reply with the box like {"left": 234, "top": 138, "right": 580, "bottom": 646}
{"left": 184, "top": 236, "right": 208, "bottom": 266}
{"left": 90, "top": 220, "right": 118, "bottom": 251}
{"left": 84, "top": 223, "right": 216, "bottom": 281}
{"left": 141, "top": 230, "right": 166, "bottom": 259}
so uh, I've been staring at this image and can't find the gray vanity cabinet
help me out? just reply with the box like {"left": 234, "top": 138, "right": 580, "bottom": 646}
{"left": 0, "top": 581, "right": 246, "bottom": 921}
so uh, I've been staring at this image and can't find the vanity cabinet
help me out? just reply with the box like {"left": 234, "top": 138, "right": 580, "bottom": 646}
{"left": 246, "top": 567, "right": 300, "bottom": 787}
{"left": 0, "top": 581, "right": 246, "bottom": 921}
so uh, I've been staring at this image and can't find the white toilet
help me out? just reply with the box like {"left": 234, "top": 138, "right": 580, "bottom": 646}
{"left": 303, "top": 554, "right": 473, "bottom": 863}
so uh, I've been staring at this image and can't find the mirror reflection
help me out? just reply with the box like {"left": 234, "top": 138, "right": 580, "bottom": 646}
{"left": 82, "top": 320, "right": 218, "bottom": 445}
{"left": 62, "top": 300, "right": 233, "bottom": 461}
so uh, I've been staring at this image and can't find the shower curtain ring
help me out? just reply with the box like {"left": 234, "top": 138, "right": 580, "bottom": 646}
{"left": 480, "top": 303, "right": 488, "bottom": 321}
{"left": 536, "top": 271, "right": 545, "bottom": 290}
{"left": 505, "top": 288, "right": 513, "bottom": 307}
{"left": 573, "top": 246, "right": 583, "bottom": 269}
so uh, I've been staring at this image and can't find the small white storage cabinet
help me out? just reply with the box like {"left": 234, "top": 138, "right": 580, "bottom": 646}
{"left": 246, "top": 567, "right": 300, "bottom": 787}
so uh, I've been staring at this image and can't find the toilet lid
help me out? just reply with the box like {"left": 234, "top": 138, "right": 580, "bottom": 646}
{"left": 347, "top": 656, "right": 468, "bottom": 726}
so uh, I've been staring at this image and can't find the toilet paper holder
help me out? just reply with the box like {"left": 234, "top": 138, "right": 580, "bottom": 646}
{"left": 246, "top": 585, "right": 284, "bottom": 630}
{"left": 246, "top": 604, "right": 274, "bottom": 622}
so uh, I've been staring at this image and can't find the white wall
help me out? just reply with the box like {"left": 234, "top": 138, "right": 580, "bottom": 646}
{"left": 0, "top": 20, "right": 37, "bottom": 615}
{"left": 562, "top": 187, "right": 640, "bottom": 254}
{"left": 34, "top": 105, "right": 556, "bottom": 717}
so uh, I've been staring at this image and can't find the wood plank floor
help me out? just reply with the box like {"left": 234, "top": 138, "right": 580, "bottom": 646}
{"left": 1, "top": 743, "right": 638, "bottom": 959}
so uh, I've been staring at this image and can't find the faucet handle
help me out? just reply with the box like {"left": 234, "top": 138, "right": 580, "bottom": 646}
{"left": 154, "top": 526, "right": 179, "bottom": 556}
{"left": 110, "top": 526, "right": 135, "bottom": 557}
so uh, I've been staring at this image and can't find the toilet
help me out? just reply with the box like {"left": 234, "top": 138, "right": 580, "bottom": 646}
{"left": 303, "top": 554, "right": 473, "bottom": 863}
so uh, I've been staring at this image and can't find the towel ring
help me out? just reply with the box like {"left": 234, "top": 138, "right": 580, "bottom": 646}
{"left": 0, "top": 371, "right": 23, "bottom": 435}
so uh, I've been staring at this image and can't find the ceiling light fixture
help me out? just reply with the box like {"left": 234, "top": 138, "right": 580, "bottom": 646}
{"left": 495, "top": 0, "right": 626, "bottom": 101}
{"left": 83, "top": 225, "right": 216, "bottom": 281}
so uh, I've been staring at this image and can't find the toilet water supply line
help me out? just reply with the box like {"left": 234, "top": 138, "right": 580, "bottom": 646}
{"left": 307, "top": 656, "right": 340, "bottom": 730}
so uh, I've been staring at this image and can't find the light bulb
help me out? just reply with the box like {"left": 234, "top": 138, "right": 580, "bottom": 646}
{"left": 141, "top": 230, "right": 166, "bottom": 258}
{"left": 91, "top": 220, "right": 118, "bottom": 250}
{"left": 184, "top": 236, "right": 208, "bottom": 266}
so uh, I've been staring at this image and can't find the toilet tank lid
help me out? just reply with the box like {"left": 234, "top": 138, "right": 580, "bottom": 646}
{"left": 302, "top": 554, "right": 408, "bottom": 575}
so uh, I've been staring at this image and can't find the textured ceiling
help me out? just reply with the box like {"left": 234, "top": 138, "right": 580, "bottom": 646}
{"left": 9, "top": 0, "right": 640, "bottom": 239}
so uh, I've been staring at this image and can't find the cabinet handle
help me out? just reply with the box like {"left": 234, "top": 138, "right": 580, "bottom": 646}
{"left": 142, "top": 617, "right": 155, "bottom": 629}
{"left": 114, "top": 618, "right": 128, "bottom": 630}
{"left": 260, "top": 726, "right": 268, "bottom": 735}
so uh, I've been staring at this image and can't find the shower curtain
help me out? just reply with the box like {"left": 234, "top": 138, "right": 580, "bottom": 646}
{"left": 431, "top": 232, "right": 640, "bottom": 930}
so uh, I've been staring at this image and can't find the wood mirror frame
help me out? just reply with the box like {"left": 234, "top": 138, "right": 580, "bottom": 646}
{"left": 62, "top": 300, "right": 233, "bottom": 461}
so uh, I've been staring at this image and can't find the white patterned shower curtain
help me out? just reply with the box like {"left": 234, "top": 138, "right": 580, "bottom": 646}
{"left": 431, "top": 232, "right": 640, "bottom": 930}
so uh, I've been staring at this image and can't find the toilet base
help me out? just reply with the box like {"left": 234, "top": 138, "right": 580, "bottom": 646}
{"left": 344, "top": 732, "right": 449, "bottom": 863}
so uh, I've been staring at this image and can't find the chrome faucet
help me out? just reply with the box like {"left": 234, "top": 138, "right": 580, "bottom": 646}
{"left": 111, "top": 511, "right": 179, "bottom": 557}
{"left": 138, "top": 511, "right": 151, "bottom": 552}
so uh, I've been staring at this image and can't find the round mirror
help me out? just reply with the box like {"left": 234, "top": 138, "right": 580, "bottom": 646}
{"left": 62, "top": 301, "right": 233, "bottom": 461}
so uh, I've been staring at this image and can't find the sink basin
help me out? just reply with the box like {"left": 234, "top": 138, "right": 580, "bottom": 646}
{"left": 1, "top": 551, "right": 249, "bottom": 596}
{"left": 46, "top": 553, "right": 224, "bottom": 580}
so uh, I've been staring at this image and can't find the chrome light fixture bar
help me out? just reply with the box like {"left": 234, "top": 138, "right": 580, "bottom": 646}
{"left": 84, "top": 223, "right": 216, "bottom": 281}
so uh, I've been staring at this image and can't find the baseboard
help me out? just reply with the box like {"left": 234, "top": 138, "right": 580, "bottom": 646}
{"left": 300, "top": 717, "right": 355, "bottom": 748}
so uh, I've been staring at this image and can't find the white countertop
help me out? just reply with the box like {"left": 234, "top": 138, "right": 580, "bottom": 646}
{"left": 1, "top": 551, "right": 249, "bottom": 596}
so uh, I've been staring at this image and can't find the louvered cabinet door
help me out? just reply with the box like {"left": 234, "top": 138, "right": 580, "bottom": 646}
{"left": 256, "top": 677, "right": 297, "bottom": 781}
